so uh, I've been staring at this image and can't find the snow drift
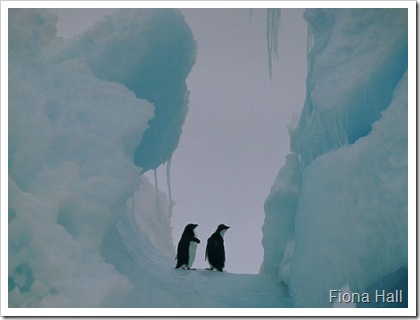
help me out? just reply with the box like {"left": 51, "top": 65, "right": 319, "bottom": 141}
{"left": 261, "top": 8, "right": 408, "bottom": 308}
{"left": 8, "top": 8, "right": 195, "bottom": 307}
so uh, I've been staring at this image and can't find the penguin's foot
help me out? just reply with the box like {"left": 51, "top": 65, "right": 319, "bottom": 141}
{"left": 187, "top": 268, "right": 196, "bottom": 270}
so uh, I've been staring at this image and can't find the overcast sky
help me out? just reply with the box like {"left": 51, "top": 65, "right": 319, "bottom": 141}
{"left": 50, "top": 8, "right": 308, "bottom": 274}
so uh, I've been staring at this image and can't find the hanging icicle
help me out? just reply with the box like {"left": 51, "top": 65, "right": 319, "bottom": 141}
{"left": 266, "top": 8, "right": 281, "bottom": 80}
{"left": 306, "top": 24, "right": 312, "bottom": 72}
{"left": 153, "top": 168, "right": 159, "bottom": 209}
{"left": 166, "top": 156, "right": 173, "bottom": 215}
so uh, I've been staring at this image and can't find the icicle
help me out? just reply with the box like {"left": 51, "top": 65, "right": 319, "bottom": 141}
{"left": 166, "top": 156, "right": 173, "bottom": 215}
{"left": 130, "top": 194, "right": 135, "bottom": 219}
{"left": 266, "top": 8, "right": 281, "bottom": 80}
{"left": 154, "top": 168, "right": 159, "bottom": 209}
{"left": 306, "top": 24, "right": 312, "bottom": 72}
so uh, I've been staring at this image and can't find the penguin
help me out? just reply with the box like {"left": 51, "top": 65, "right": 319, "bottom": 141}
{"left": 175, "top": 223, "right": 200, "bottom": 270}
{"left": 205, "top": 224, "right": 230, "bottom": 272}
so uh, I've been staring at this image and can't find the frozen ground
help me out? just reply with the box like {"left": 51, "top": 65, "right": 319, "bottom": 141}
{"left": 131, "top": 269, "right": 292, "bottom": 308}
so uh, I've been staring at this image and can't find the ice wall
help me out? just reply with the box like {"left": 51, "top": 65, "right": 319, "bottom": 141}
{"left": 54, "top": 9, "right": 196, "bottom": 172}
{"left": 261, "top": 9, "right": 408, "bottom": 307}
{"left": 9, "top": 8, "right": 194, "bottom": 307}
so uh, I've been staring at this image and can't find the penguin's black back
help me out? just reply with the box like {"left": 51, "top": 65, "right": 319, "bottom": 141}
{"left": 205, "top": 232, "right": 225, "bottom": 272}
{"left": 176, "top": 239, "right": 190, "bottom": 268}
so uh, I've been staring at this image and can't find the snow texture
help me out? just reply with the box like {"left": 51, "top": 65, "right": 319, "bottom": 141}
{"left": 52, "top": 9, "right": 196, "bottom": 172}
{"left": 261, "top": 8, "right": 408, "bottom": 308}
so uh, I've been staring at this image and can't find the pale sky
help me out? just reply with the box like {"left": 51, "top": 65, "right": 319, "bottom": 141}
{"left": 50, "top": 8, "right": 307, "bottom": 274}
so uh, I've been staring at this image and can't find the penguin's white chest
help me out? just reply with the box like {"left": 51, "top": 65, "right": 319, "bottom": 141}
{"left": 188, "top": 241, "right": 197, "bottom": 268}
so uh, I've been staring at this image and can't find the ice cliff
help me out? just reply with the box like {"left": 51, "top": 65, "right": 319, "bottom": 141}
{"left": 261, "top": 8, "right": 408, "bottom": 307}
{"left": 8, "top": 8, "right": 195, "bottom": 307}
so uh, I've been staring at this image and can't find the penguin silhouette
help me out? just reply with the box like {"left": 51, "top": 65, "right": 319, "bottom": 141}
{"left": 205, "top": 224, "right": 230, "bottom": 272}
{"left": 175, "top": 224, "right": 200, "bottom": 270}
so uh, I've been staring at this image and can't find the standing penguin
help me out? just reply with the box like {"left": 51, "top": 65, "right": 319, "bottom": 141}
{"left": 175, "top": 224, "right": 200, "bottom": 270}
{"left": 205, "top": 224, "right": 230, "bottom": 272}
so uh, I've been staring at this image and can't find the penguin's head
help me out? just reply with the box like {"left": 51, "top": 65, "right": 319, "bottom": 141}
{"left": 183, "top": 224, "right": 198, "bottom": 237}
{"left": 216, "top": 224, "right": 230, "bottom": 237}
{"left": 185, "top": 223, "right": 198, "bottom": 231}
